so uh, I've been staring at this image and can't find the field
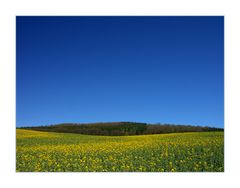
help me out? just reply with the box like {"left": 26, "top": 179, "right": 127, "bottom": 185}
{"left": 16, "top": 129, "right": 224, "bottom": 172}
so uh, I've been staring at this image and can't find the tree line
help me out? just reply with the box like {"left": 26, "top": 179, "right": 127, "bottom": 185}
{"left": 20, "top": 122, "right": 224, "bottom": 136}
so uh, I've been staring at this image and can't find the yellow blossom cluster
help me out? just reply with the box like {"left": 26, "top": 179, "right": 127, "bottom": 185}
{"left": 16, "top": 129, "right": 224, "bottom": 172}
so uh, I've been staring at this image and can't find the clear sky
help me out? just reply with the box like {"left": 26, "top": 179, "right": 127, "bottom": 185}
{"left": 16, "top": 16, "right": 224, "bottom": 128}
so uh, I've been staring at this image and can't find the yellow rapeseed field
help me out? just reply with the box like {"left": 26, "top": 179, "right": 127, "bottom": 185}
{"left": 16, "top": 129, "right": 224, "bottom": 172}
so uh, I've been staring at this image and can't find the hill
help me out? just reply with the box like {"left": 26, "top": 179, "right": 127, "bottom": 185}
{"left": 20, "top": 122, "right": 223, "bottom": 136}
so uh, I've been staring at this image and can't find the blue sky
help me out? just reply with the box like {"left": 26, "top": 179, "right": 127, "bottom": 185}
{"left": 16, "top": 16, "right": 224, "bottom": 128}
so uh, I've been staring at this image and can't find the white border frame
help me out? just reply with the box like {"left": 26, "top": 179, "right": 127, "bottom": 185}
{"left": 1, "top": 0, "right": 240, "bottom": 188}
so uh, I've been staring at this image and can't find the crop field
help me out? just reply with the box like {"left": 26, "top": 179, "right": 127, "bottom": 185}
{"left": 16, "top": 129, "right": 224, "bottom": 172}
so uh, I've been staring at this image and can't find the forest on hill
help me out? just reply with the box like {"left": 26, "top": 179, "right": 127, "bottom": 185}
{"left": 20, "top": 122, "right": 224, "bottom": 136}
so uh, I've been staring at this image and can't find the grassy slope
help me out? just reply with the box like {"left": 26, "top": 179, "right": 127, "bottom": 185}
{"left": 16, "top": 129, "right": 224, "bottom": 172}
